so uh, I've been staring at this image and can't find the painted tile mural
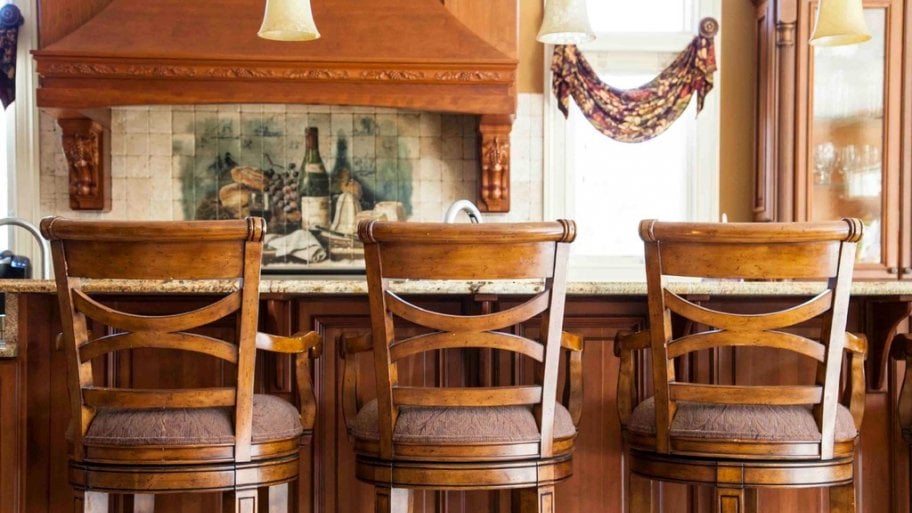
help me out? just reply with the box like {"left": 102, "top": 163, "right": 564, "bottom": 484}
{"left": 38, "top": 99, "right": 545, "bottom": 272}
{"left": 173, "top": 107, "right": 477, "bottom": 272}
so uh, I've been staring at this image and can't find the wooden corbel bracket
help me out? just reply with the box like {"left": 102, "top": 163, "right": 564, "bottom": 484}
{"left": 54, "top": 110, "right": 111, "bottom": 211}
{"left": 478, "top": 114, "right": 513, "bottom": 213}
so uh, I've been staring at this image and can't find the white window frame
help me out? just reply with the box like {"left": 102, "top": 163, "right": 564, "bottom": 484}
{"left": 3, "top": 0, "right": 41, "bottom": 258}
{"left": 542, "top": 0, "right": 721, "bottom": 281}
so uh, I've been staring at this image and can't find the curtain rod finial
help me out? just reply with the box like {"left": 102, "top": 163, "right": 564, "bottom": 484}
{"left": 699, "top": 17, "right": 719, "bottom": 38}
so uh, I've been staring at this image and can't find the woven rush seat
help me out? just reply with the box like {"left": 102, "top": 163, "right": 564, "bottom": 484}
{"left": 351, "top": 399, "right": 576, "bottom": 445}
{"left": 84, "top": 394, "right": 303, "bottom": 447}
{"left": 627, "top": 397, "right": 857, "bottom": 443}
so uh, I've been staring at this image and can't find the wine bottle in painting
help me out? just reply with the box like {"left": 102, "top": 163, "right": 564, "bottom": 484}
{"left": 298, "top": 127, "right": 331, "bottom": 230}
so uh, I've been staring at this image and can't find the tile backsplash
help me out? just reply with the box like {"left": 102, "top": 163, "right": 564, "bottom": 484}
{"left": 38, "top": 95, "right": 544, "bottom": 268}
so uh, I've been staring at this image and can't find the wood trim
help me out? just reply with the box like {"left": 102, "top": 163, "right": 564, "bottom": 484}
{"left": 79, "top": 331, "right": 239, "bottom": 363}
{"left": 389, "top": 331, "right": 544, "bottom": 362}
{"left": 384, "top": 290, "right": 549, "bottom": 332}
{"left": 392, "top": 385, "right": 542, "bottom": 407}
{"left": 669, "top": 382, "right": 823, "bottom": 405}
{"left": 72, "top": 290, "right": 241, "bottom": 333}
{"left": 81, "top": 387, "right": 236, "bottom": 409}
{"left": 663, "top": 289, "right": 832, "bottom": 330}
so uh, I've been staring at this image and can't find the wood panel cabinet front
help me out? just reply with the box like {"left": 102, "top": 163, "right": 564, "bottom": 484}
{"left": 11, "top": 292, "right": 911, "bottom": 513}
{"left": 753, "top": 0, "right": 910, "bottom": 280}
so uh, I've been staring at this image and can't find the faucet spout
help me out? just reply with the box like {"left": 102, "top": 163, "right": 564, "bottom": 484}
{"left": 0, "top": 218, "right": 52, "bottom": 279}
{"left": 443, "top": 200, "right": 484, "bottom": 224}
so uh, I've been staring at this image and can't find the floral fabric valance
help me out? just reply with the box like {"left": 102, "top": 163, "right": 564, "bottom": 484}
{"left": 551, "top": 18, "right": 718, "bottom": 143}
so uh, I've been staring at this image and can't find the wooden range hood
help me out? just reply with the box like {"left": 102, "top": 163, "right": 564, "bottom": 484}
{"left": 33, "top": 0, "right": 518, "bottom": 212}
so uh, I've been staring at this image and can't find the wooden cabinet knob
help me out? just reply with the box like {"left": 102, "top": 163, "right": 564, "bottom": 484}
{"left": 888, "top": 267, "right": 899, "bottom": 274}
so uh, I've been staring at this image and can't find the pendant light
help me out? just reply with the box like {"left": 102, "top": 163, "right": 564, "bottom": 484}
{"left": 810, "top": 0, "right": 871, "bottom": 46}
{"left": 536, "top": 0, "right": 595, "bottom": 45}
{"left": 258, "top": 0, "right": 321, "bottom": 42}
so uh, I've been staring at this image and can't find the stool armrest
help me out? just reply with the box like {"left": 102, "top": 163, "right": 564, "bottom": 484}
{"left": 841, "top": 332, "right": 867, "bottom": 432}
{"left": 256, "top": 331, "right": 322, "bottom": 430}
{"left": 560, "top": 331, "right": 584, "bottom": 426}
{"left": 615, "top": 329, "right": 650, "bottom": 427}
{"left": 341, "top": 332, "right": 374, "bottom": 432}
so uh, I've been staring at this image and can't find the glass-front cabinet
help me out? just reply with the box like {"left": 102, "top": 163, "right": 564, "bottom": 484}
{"left": 754, "top": 0, "right": 909, "bottom": 279}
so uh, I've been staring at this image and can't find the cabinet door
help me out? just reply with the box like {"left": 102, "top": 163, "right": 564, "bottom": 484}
{"left": 799, "top": 0, "right": 904, "bottom": 279}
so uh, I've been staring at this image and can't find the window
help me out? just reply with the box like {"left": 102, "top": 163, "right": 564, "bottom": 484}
{"left": 544, "top": 0, "right": 721, "bottom": 280}
{"left": 1, "top": 0, "right": 39, "bottom": 257}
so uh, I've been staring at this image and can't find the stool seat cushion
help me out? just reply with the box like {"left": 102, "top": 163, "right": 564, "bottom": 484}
{"left": 84, "top": 394, "right": 303, "bottom": 447}
{"left": 350, "top": 399, "right": 576, "bottom": 444}
{"left": 628, "top": 397, "right": 857, "bottom": 442}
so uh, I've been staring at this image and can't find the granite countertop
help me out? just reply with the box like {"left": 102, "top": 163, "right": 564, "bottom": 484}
{"left": 3, "top": 278, "right": 912, "bottom": 296}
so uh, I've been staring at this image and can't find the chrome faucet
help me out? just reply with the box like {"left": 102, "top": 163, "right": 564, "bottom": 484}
{"left": 0, "top": 218, "right": 51, "bottom": 279}
{"left": 443, "top": 199, "right": 483, "bottom": 224}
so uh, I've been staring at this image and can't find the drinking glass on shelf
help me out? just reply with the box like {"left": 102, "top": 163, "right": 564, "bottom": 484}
{"left": 813, "top": 142, "right": 837, "bottom": 185}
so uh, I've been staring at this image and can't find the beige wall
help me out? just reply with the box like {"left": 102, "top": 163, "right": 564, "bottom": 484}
{"left": 518, "top": 0, "right": 544, "bottom": 93}
{"left": 516, "top": 0, "right": 757, "bottom": 221}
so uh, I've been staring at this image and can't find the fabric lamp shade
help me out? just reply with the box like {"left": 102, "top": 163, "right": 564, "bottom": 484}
{"left": 537, "top": 0, "right": 595, "bottom": 45}
{"left": 258, "top": 0, "right": 321, "bottom": 42}
{"left": 810, "top": 0, "right": 871, "bottom": 46}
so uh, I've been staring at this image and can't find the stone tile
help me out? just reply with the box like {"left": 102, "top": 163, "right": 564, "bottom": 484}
{"left": 376, "top": 136, "right": 398, "bottom": 159}
{"left": 286, "top": 114, "right": 308, "bottom": 136}
{"left": 398, "top": 137, "right": 419, "bottom": 159}
{"left": 149, "top": 134, "right": 172, "bottom": 157}
{"left": 352, "top": 136, "right": 375, "bottom": 160}
{"left": 463, "top": 136, "right": 477, "bottom": 160}
{"left": 331, "top": 113, "right": 353, "bottom": 139}
{"left": 125, "top": 155, "right": 150, "bottom": 178}
{"left": 125, "top": 134, "right": 149, "bottom": 156}
{"left": 417, "top": 158, "right": 441, "bottom": 182}
{"left": 53, "top": 152, "right": 68, "bottom": 177}
{"left": 149, "top": 109, "right": 172, "bottom": 134}
{"left": 149, "top": 155, "right": 172, "bottom": 178}
{"left": 172, "top": 111, "right": 194, "bottom": 134}
{"left": 397, "top": 113, "right": 420, "bottom": 137}
{"left": 217, "top": 110, "right": 241, "bottom": 138}
{"left": 112, "top": 177, "right": 126, "bottom": 201}
{"left": 441, "top": 138, "right": 462, "bottom": 160}
{"left": 172, "top": 133, "right": 195, "bottom": 156}
{"left": 123, "top": 108, "right": 150, "bottom": 134}
{"left": 419, "top": 137, "right": 442, "bottom": 159}
{"left": 419, "top": 113, "right": 441, "bottom": 137}
{"left": 376, "top": 114, "right": 398, "bottom": 136}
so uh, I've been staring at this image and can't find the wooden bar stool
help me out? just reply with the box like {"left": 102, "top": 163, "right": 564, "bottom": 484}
{"left": 341, "top": 220, "right": 582, "bottom": 513}
{"left": 41, "top": 217, "right": 321, "bottom": 513}
{"left": 616, "top": 219, "right": 866, "bottom": 512}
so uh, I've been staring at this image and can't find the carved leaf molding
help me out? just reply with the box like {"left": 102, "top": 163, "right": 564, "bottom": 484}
{"left": 41, "top": 62, "right": 513, "bottom": 83}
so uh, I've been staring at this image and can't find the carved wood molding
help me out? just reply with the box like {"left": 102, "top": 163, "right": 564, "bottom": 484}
{"left": 36, "top": 58, "right": 516, "bottom": 85}
{"left": 478, "top": 116, "right": 513, "bottom": 213}
{"left": 57, "top": 117, "right": 110, "bottom": 211}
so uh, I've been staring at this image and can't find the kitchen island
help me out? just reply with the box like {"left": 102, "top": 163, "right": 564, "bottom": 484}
{"left": 1, "top": 279, "right": 911, "bottom": 513}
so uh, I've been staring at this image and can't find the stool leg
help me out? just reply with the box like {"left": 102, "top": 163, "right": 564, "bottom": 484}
{"left": 132, "top": 493, "right": 155, "bottom": 513}
{"left": 830, "top": 482, "right": 856, "bottom": 513}
{"left": 716, "top": 487, "right": 745, "bottom": 513}
{"left": 628, "top": 474, "right": 651, "bottom": 513}
{"left": 73, "top": 490, "right": 108, "bottom": 513}
{"left": 518, "top": 485, "right": 556, "bottom": 513}
{"left": 258, "top": 483, "right": 289, "bottom": 513}
{"left": 223, "top": 489, "right": 258, "bottom": 513}
{"left": 374, "top": 487, "right": 412, "bottom": 513}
